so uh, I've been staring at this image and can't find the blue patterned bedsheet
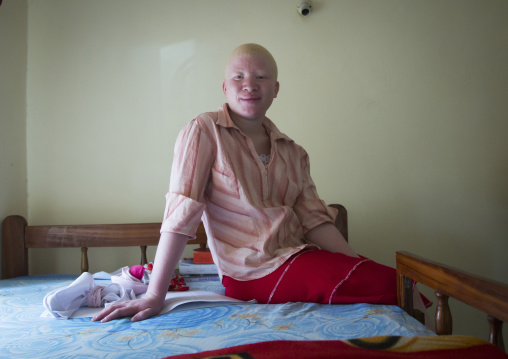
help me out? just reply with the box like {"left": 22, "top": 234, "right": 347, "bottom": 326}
{"left": 0, "top": 275, "right": 434, "bottom": 359}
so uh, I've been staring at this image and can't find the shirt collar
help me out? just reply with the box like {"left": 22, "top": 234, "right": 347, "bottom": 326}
{"left": 217, "top": 103, "right": 293, "bottom": 142}
{"left": 217, "top": 104, "right": 236, "bottom": 128}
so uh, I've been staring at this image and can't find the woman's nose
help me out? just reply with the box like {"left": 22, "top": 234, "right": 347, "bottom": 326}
{"left": 242, "top": 78, "right": 257, "bottom": 92}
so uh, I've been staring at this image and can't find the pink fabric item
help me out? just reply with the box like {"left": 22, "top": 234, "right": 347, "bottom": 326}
{"left": 128, "top": 265, "right": 145, "bottom": 281}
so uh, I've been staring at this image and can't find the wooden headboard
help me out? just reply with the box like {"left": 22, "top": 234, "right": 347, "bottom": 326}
{"left": 1, "top": 204, "right": 348, "bottom": 280}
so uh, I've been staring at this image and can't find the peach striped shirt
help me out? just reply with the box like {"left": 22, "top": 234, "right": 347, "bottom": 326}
{"left": 161, "top": 104, "right": 337, "bottom": 280}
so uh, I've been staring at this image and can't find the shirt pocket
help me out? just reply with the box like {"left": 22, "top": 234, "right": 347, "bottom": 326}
{"left": 210, "top": 160, "right": 240, "bottom": 199}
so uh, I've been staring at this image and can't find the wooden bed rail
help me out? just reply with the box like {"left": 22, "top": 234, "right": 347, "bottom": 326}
{"left": 396, "top": 251, "right": 508, "bottom": 351}
{"left": 1, "top": 215, "right": 207, "bottom": 279}
{"left": 1, "top": 204, "right": 348, "bottom": 280}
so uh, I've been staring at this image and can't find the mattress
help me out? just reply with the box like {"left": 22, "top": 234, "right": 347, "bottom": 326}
{"left": 0, "top": 274, "right": 434, "bottom": 358}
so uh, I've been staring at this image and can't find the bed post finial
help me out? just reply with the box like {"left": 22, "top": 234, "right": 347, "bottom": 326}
{"left": 2, "top": 215, "right": 29, "bottom": 279}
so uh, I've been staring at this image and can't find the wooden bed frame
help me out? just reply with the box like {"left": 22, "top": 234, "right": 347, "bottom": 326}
{"left": 2, "top": 204, "right": 507, "bottom": 352}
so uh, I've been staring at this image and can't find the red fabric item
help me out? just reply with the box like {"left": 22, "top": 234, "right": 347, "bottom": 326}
{"left": 165, "top": 339, "right": 508, "bottom": 359}
{"left": 168, "top": 274, "right": 189, "bottom": 292}
{"left": 223, "top": 250, "right": 398, "bottom": 305}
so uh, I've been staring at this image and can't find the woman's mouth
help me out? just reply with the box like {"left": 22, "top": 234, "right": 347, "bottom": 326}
{"left": 240, "top": 97, "right": 260, "bottom": 103}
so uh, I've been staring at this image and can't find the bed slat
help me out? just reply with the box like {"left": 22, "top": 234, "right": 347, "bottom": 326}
{"left": 435, "top": 292, "right": 452, "bottom": 335}
{"left": 81, "top": 247, "right": 89, "bottom": 273}
{"left": 488, "top": 315, "right": 505, "bottom": 351}
{"left": 140, "top": 245, "right": 148, "bottom": 265}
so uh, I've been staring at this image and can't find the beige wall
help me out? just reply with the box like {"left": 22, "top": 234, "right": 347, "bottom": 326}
{"left": 0, "top": 0, "right": 28, "bottom": 267}
{"left": 3, "top": 0, "right": 507, "bottom": 341}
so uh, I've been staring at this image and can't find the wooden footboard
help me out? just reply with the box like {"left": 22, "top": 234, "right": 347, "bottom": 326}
{"left": 396, "top": 251, "right": 508, "bottom": 351}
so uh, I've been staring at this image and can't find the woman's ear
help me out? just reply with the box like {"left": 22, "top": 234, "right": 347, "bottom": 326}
{"left": 274, "top": 81, "right": 280, "bottom": 98}
{"left": 222, "top": 80, "right": 227, "bottom": 96}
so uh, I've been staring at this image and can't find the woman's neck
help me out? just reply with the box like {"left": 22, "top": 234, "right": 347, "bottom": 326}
{"left": 228, "top": 107, "right": 271, "bottom": 155}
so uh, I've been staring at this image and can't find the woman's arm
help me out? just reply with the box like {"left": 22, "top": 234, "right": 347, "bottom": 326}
{"left": 92, "top": 231, "right": 189, "bottom": 323}
{"left": 305, "top": 222, "right": 359, "bottom": 258}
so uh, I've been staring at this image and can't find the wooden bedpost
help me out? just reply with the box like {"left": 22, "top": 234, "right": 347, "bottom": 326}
{"left": 329, "top": 204, "right": 348, "bottom": 242}
{"left": 1, "top": 215, "right": 29, "bottom": 279}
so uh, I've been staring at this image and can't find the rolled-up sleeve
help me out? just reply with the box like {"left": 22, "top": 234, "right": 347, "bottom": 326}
{"left": 161, "top": 120, "right": 215, "bottom": 238}
{"left": 293, "top": 148, "right": 337, "bottom": 233}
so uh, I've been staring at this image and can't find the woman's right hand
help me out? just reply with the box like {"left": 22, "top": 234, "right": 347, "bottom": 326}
{"left": 91, "top": 293, "right": 164, "bottom": 323}
{"left": 93, "top": 232, "right": 190, "bottom": 323}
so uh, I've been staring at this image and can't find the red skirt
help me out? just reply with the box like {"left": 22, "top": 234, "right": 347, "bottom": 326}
{"left": 222, "top": 249, "right": 398, "bottom": 305}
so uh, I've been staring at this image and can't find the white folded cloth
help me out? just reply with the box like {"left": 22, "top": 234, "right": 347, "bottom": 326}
{"left": 110, "top": 266, "right": 149, "bottom": 295}
{"left": 43, "top": 272, "right": 136, "bottom": 319}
